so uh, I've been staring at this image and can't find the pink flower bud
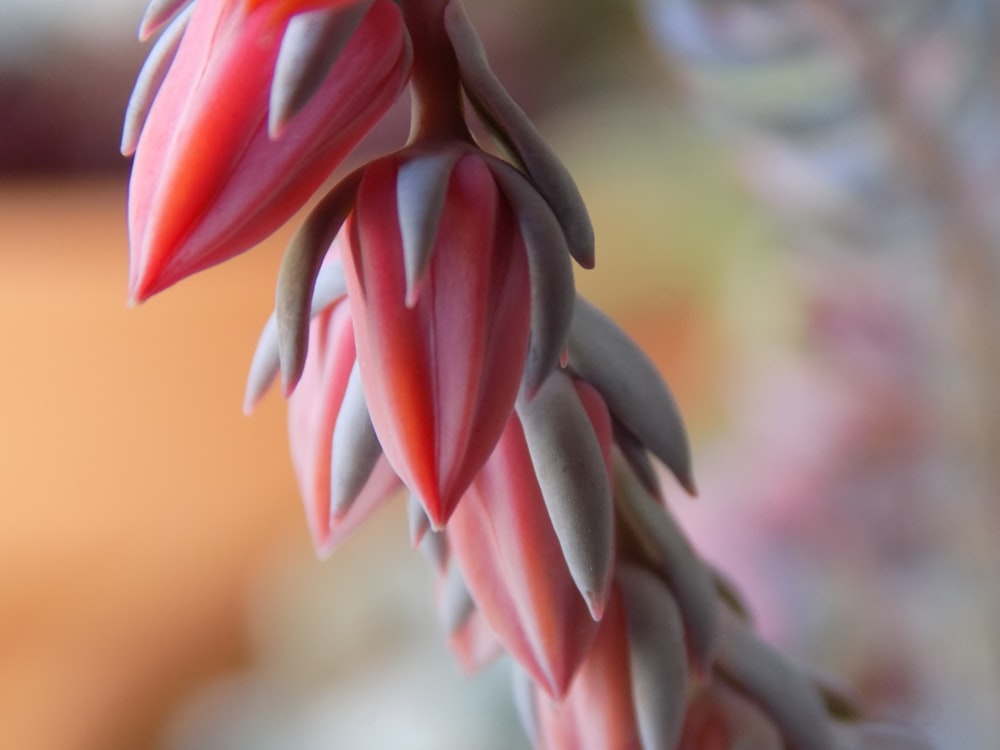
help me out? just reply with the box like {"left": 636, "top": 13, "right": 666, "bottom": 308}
{"left": 126, "top": 0, "right": 410, "bottom": 302}
{"left": 341, "top": 150, "right": 532, "bottom": 527}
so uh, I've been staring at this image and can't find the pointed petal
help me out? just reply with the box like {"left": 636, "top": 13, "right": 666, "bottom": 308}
{"left": 269, "top": 2, "right": 374, "bottom": 137}
{"left": 617, "top": 564, "right": 689, "bottom": 750}
{"left": 444, "top": 0, "right": 594, "bottom": 268}
{"left": 396, "top": 147, "right": 462, "bottom": 306}
{"left": 569, "top": 296, "right": 696, "bottom": 494}
{"left": 138, "top": 0, "right": 191, "bottom": 40}
{"left": 536, "top": 586, "right": 642, "bottom": 750}
{"left": 517, "top": 370, "right": 614, "bottom": 619}
{"left": 276, "top": 170, "right": 363, "bottom": 395}
{"left": 330, "top": 362, "right": 382, "bottom": 519}
{"left": 488, "top": 157, "right": 575, "bottom": 397}
{"left": 122, "top": 5, "right": 193, "bottom": 156}
{"left": 243, "top": 255, "right": 347, "bottom": 413}
{"left": 614, "top": 452, "right": 718, "bottom": 671}
{"left": 447, "top": 414, "right": 599, "bottom": 698}
{"left": 715, "top": 607, "right": 836, "bottom": 750}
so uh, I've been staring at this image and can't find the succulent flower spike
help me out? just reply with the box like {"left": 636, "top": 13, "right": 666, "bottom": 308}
{"left": 342, "top": 151, "right": 533, "bottom": 528}
{"left": 286, "top": 300, "right": 399, "bottom": 557}
{"left": 517, "top": 371, "right": 615, "bottom": 621}
{"left": 447, "top": 413, "right": 601, "bottom": 699}
{"left": 533, "top": 587, "right": 642, "bottom": 750}
{"left": 568, "top": 296, "right": 697, "bottom": 494}
{"left": 126, "top": 0, "right": 411, "bottom": 302}
{"left": 443, "top": 0, "right": 595, "bottom": 270}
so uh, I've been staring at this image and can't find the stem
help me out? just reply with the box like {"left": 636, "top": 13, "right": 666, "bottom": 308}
{"left": 401, "top": 0, "right": 469, "bottom": 142}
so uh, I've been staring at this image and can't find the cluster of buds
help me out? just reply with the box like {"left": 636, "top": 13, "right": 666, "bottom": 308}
{"left": 124, "top": 0, "right": 932, "bottom": 747}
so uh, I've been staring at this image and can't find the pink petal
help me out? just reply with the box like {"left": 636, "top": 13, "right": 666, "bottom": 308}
{"left": 536, "top": 586, "right": 642, "bottom": 750}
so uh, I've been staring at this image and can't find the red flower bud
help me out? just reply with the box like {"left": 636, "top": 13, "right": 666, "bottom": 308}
{"left": 126, "top": 0, "right": 410, "bottom": 302}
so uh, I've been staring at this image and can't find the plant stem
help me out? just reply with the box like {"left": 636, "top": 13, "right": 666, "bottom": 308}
{"left": 402, "top": 0, "right": 469, "bottom": 143}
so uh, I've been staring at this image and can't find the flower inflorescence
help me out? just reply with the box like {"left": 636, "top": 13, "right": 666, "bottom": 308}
{"left": 123, "top": 0, "right": 933, "bottom": 747}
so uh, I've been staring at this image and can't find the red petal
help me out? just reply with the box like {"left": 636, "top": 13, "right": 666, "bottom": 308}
{"left": 536, "top": 587, "right": 641, "bottom": 750}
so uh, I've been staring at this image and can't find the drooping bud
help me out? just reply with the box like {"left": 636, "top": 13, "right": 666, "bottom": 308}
{"left": 341, "top": 151, "right": 532, "bottom": 527}
{"left": 126, "top": 0, "right": 410, "bottom": 302}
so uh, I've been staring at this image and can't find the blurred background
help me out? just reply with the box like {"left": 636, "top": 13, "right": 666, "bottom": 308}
{"left": 1, "top": 0, "right": 997, "bottom": 748}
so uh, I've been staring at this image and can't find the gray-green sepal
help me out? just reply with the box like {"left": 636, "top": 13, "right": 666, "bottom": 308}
{"left": 617, "top": 563, "right": 689, "bottom": 750}
{"left": 138, "top": 0, "right": 191, "bottom": 41}
{"left": 488, "top": 157, "right": 575, "bottom": 398}
{"left": 568, "top": 296, "right": 696, "bottom": 494}
{"left": 122, "top": 5, "right": 193, "bottom": 156}
{"left": 276, "top": 169, "right": 362, "bottom": 395}
{"left": 439, "top": 562, "right": 475, "bottom": 636}
{"left": 444, "top": 0, "right": 595, "bottom": 269}
{"left": 330, "top": 362, "right": 382, "bottom": 520}
{"left": 396, "top": 148, "right": 461, "bottom": 307}
{"left": 243, "top": 258, "right": 347, "bottom": 413}
{"left": 517, "top": 369, "right": 613, "bottom": 620}
{"left": 269, "top": 2, "right": 374, "bottom": 138}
